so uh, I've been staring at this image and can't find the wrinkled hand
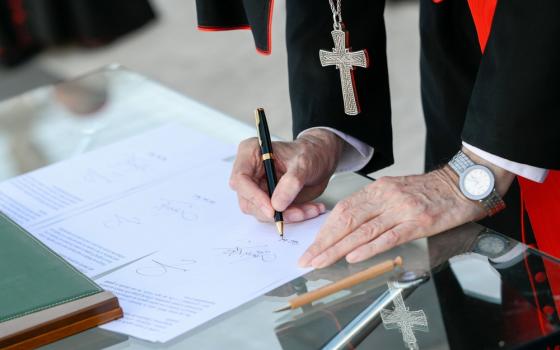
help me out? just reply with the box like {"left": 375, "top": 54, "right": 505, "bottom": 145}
{"left": 229, "top": 129, "right": 344, "bottom": 223}
{"left": 299, "top": 160, "right": 514, "bottom": 268}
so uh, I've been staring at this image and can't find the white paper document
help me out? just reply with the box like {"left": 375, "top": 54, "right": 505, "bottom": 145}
{"left": 0, "top": 124, "right": 326, "bottom": 343}
{"left": 97, "top": 217, "right": 324, "bottom": 342}
{"left": 0, "top": 124, "right": 234, "bottom": 276}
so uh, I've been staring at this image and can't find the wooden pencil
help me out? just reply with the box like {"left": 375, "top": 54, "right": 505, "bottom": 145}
{"left": 274, "top": 256, "right": 403, "bottom": 312}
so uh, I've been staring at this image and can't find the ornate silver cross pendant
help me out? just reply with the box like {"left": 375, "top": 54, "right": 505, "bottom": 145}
{"left": 319, "top": 29, "right": 369, "bottom": 116}
{"left": 381, "top": 283, "right": 429, "bottom": 350}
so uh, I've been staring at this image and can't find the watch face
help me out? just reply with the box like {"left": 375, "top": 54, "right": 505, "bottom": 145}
{"left": 459, "top": 165, "right": 494, "bottom": 200}
{"left": 476, "top": 235, "right": 507, "bottom": 256}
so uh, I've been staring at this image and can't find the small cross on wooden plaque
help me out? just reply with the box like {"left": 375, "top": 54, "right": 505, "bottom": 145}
{"left": 319, "top": 29, "right": 369, "bottom": 116}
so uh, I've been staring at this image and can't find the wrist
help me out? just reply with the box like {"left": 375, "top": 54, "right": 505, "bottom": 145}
{"left": 435, "top": 167, "right": 487, "bottom": 220}
{"left": 461, "top": 147, "right": 515, "bottom": 196}
{"left": 297, "top": 129, "right": 344, "bottom": 173}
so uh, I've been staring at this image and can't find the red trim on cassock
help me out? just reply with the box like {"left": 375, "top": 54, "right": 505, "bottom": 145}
{"left": 257, "top": 0, "right": 274, "bottom": 56}
{"left": 466, "top": 0, "right": 497, "bottom": 53}
{"left": 433, "top": 0, "right": 497, "bottom": 53}
{"left": 197, "top": 25, "right": 251, "bottom": 32}
{"left": 196, "top": 0, "right": 274, "bottom": 56}
{"left": 436, "top": 0, "right": 560, "bottom": 326}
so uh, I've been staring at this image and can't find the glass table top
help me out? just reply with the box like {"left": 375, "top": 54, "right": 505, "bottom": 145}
{"left": 1, "top": 67, "right": 559, "bottom": 350}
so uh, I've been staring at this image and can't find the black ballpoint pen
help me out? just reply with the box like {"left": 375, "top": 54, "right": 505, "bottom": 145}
{"left": 255, "top": 108, "right": 284, "bottom": 237}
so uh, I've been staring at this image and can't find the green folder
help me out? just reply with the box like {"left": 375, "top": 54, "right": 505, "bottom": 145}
{"left": 0, "top": 212, "right": 122, "bottom": 349}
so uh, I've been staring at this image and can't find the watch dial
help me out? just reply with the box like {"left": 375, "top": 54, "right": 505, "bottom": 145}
{"left": 476, "top": 235, "right": 507, "bottom": 257}
{"left": 464, "top": 168, "right": 492, "bottom": 197}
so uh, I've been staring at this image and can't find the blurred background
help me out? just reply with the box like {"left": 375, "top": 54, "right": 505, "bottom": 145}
{"left": 0, "top": 0, "right": 425, "bottom": 178}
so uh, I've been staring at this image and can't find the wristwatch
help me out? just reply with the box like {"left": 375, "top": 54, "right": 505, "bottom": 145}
{"left": 448, "top": 150, "right": 506, "bottom": 216}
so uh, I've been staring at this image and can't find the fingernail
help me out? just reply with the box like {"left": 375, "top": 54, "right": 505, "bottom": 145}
{"left": 318, "top": 203, "right": 326, "bottom": 213}
{"left": 298, "top": 252, "right": 312, "bottom": 267}
{"left": 346, "top": 252, "right": 359, "bottom": 263}
{"left": 311, "top": 255, "right": 327, "bottom": 269}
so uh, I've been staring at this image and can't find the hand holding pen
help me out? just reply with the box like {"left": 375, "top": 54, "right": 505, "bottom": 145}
{"left": 229, "top": 109, "right": 341, "bottom": 229}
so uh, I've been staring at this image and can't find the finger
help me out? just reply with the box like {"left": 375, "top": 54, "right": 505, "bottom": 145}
{"left": 284, "top": 202, "right": 326, "bottom": 223}
{"left": 299, "top": 189, "right": 379, "bottom": 267}
{"left": 238, "top": 196, "right": 274, "bottom": 222}
{"left": 231, "top": 174, "right": 274, "bottom": 218}
{"left": 345, "top": 224, "right": 408, "bottom": 263}
{"left": 232, "top": 138, "right": 261, "bottom": 173}
{"left": 309, "top": 214, "right": 394, "bottom": 268}
{"left": 271, "top": 170, "right": 306, "bottom": 212}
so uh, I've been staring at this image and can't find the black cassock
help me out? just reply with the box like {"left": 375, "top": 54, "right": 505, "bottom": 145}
{"left": 196, "top": 0, "right": 560, "bottom": 242}
{"left": 197, "top": 1, "right": 560, "bottom": 347}
{"left": 0, "top": 0, "right": 155, "bottom": 66}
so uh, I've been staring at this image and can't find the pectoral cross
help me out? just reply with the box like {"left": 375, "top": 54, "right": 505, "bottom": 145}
{"left": 381, "top": 290, "right": 429, "bottom": 350}
{"left": 319, "top": 29, "right": 369, "bottom": 116}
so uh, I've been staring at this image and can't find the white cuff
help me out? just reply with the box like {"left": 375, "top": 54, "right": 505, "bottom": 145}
{"left": 462, "top": 142, "right": 548, "bottom": 183}
{"left": 298, "top": 127, "right": 374, "bottom": 173}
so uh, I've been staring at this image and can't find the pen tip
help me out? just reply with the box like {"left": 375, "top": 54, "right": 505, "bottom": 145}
{"left": 274, "top": 305, "right": 291, "bottom": 313}
{"left": 276, "top": 221, "right": 284, "bottom": 236}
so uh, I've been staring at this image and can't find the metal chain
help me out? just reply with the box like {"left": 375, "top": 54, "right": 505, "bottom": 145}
{"left": 328, "top": 0, "right": 342, "bottom": 30}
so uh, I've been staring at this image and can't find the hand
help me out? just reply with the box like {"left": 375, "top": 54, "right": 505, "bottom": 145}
{"left": 229, "top": 129, "right": 344, "bottom": 223}
{"left": 299, "top": 149, "right": 515, "bottom": 268}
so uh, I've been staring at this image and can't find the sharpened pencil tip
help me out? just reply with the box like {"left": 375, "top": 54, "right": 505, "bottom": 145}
{"left": 274, "top": 305, "right": 291, "bottom": 313}
{"left": 276, "top": 221, "right": 284, "bottom": 236}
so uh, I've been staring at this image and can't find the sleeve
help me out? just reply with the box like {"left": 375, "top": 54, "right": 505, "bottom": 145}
{"left": 463, "top": 142, "right": 548, "bottom": 183}
{"left": 462, "top": 0, "right": 560, "bottom": 170}
{"left": 298, "top": 127, "right": 374, "bottom": 173}
{"left": 195, "top": 0, "right": 248, "bottom": 28}
{"left": 286, "top": 0, "right": 393, "bottom": 174}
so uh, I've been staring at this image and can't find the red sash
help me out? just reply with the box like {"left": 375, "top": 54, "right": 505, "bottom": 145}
{"left": 437, "top": 0, "right": 560, "bottom": 341}
{"left": 464, "top": 0, "right": 560, "bottom": 260}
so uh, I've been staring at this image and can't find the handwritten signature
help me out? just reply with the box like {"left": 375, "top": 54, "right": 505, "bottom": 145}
{"left": 82, "top": 152, "right": 167, "bottom": 184}
{"left": 215, "top": 245, "right": 277, "bottom": 263}
{"left": 154, "top": 198, "right": 198, "bottom": 221}
{"left": 279, "top": 238, "right": 299, "bottom": 246}
{"left": 103, "top": 214, "right": 142, "bottom": 229}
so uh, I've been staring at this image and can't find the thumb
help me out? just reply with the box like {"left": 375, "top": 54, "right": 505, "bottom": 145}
{"left": 271, "top": 167, "right": 307, "bottom": 212}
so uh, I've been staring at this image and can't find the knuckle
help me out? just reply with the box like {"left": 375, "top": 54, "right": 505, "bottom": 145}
{"left": 364, "top": 221, "right": 381, "bottom": 240}
{"left": 295, "top": 154, "right": 311, "bottom": 170}
{"left": 308, "top": 242, "right": 323, "bottom": 256}
{"left": 247, "top": 192, "right": 261, "bottom": 207}
{"left": 385, "top": 229, "right": 401, "bottom": 247}
{"left": 323, "top": 248, "right": 337, "bottom": 261}
{"left": 356, "top": 224, "right": 374, "bottom": 242}
{"left": 336, "top": 198, "right": 352, "bottom": 213}
{"left": 228, "top": 177, "right": 238, "bottom": 190}
{"left": 338, "top": 211, "right": 355, "bottom": 231}
{"left": 365, "top": 241, "right": 378, "bottom": 256}
{"left": 239, "top": 200, "right": 250, "bottom": 214}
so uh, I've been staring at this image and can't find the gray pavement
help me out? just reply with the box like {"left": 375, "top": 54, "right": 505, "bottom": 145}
{"left": 3, "top": 0, "right": 425, "bottom": 178}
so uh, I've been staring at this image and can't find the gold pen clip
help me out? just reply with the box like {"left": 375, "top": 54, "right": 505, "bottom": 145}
{"left": 255, "top": 109, "right": 262, "bottom": 146}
